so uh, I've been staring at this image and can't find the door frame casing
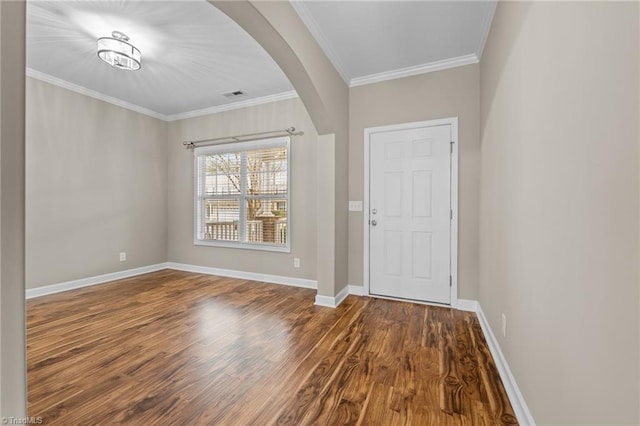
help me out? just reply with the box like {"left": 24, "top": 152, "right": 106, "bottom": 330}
{"left": 363, "top": 117, "right": 459, "bottom": 307}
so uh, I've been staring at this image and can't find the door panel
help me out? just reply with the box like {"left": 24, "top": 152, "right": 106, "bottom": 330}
{"left": 369, "top": 125, "right": 451, "bottom": 304}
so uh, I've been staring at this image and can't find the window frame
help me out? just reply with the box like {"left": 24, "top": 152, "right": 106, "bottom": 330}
{"left": 193, "top": 136, "right": 291, "bottom": 252}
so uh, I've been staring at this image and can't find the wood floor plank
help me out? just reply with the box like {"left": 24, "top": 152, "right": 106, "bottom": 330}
{"left": 199, "top": 297, "right": 368, "bottom": 426}
{"left": 468, "top": 316, "right": 519, "bottom": 425}
{"left": 27, "top": 270, "right": 518, "bottom": 425}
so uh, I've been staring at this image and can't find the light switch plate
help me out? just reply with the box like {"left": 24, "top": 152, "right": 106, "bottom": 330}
{"left": 349, "top": 201, "right": 363, "bottom": 211}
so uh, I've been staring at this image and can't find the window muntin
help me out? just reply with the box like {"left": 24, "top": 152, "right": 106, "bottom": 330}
{"left": 194, "top": 137, "right": 290, "bottom": 252}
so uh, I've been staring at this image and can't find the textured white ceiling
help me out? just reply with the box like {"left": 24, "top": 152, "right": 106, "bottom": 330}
{"left": 26, "top": 0, "right": 295, "bottom": 118}
{"left": 26, "top": 1, "right": 496, "bottom": 119}
{"left": 292, "top": 1, "right": 496, "bottom": 86}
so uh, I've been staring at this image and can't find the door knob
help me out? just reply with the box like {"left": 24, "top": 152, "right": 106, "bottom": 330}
{"left": 371, "top": 220, "right": 377, "bottom": 226}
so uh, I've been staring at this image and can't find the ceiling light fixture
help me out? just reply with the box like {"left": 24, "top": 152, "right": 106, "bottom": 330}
{"left": 97, "top": 31, "right": 141, "bottom": 71}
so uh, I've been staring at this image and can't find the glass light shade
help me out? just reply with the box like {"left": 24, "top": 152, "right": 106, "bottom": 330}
{"left": 97, "top": 33, "right": 141, "bottom": 71}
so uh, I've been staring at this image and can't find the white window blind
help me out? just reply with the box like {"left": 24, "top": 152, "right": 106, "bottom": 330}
{"left": 194, "top": 136, "right": 290, "bottom": 252}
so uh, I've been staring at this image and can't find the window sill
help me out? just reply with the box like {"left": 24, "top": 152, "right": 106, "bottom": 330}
{"left": 194, "top": 239, "right": 291, "bottom": 253}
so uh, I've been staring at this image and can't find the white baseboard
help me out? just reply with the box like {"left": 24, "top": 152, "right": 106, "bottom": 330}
{"left": 314, "top": 285, "right": 349, "bottom": 308}
{"left": 27, "top": 262, "right": 318, "bottom": 299}
{"left": 348, "top": 285, "right": 365, "bottom": 296}
{"left": 456, "top": 298, "right": 478, "bottom": 312}
{"left": 166, "top": 262, "right": 317, "bottom": 289}
{"left": 25, "top": 263, "right": 168, "bottom": 299}
{"left": 335, "top": 286, "right": 349, "bottom": 306}
{"left": 475, "top": 303, "right": 536, "bottom": 425}
{"left": 314, "top": 295, "right": 335, "bottom": 307}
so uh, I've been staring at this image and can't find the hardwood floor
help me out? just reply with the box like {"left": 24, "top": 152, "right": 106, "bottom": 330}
{"left": 27, "top": 269, "right": 518, "bottom": 425}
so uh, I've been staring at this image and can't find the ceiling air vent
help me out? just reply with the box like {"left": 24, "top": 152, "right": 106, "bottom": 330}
{"left": 223, "top": 90, "right": 246, "bottom": 98}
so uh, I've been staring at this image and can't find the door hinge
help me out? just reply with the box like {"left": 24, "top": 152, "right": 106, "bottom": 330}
{"left": 450, "top": 141, "right": 454, "bottom": 153}
{"left": 450, "top": 209, "right": 453, "bottom": 220}
{"left": 449, "top": 276, "right": 452, "bottom": 287}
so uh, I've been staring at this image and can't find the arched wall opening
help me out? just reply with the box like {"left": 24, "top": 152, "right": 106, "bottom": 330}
{"left": 0, "top": 0, "right": 348, "bottom": 416}
{"left": 211, "top": 1, "right": 349, "bottom": 302}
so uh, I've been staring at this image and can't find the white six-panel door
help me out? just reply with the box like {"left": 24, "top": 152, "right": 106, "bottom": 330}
{"left": 369, "top": 124, "right": 452, "bottom": 304}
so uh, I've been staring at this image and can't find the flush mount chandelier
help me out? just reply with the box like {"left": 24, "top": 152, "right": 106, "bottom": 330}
{"left": 97, "top": 31, "right": 141, "bottom": 71}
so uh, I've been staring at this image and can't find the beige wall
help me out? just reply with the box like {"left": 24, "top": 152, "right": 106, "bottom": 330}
{"left": 25, "top": 77, "right": 168, "bottom": 289}
{"left": 167, "top": 97, "right": 318, "bottom": 281}
{"left": 25, "top": 81, "right": 320, "bottom": 286}
{"left": 348, "top": 64, "right": 480, "bottom": 300}
{"left": 0, "top": 0, "right": 26, "bottom": 416}
{"left": 480, "top": 1, "right": 639, "bottom": 423}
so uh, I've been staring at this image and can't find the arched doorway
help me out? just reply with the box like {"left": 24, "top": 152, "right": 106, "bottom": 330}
{"left": 0, "top": 0, "right": 348, "bottom": 415}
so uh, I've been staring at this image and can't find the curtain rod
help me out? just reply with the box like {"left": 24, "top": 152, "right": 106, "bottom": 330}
{"left": 183, "top": 127, "right": 304, "bottom": 149}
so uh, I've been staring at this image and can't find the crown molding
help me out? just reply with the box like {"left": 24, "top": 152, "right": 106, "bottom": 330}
{"left": 26, "top": 68, "right": 168, "bottom": 121}
{"left": 477, "top": 0, "right": 497, "bottom": 60}
{"left": 291, "top": 0, "right": 494, "bottom": 88}
{"left": 165, "top": 91, "right": 299, "bottom": 122}
{"left": 290, "top": 1, "right": 351, "bottom": 85}
{"left": 26, "top": 68, "right": 299, "bottom": 122}
{"left": 349, "top": 54, "right": 479, "bottom": 88}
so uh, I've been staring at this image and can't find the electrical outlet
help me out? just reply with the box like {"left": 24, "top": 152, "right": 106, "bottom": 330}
{"left": 294, "top": 258, "right": 300, "bottom": 268}
{"left": 119, "top": 252, "right": 126, "bottom": 262}
{"left": 501, "top": 313, "right": 507, "bottom": 337}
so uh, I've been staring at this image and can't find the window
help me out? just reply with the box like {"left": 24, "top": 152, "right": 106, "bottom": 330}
{"left": 194, "top": 137, "right": 290, "bottom": 252}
